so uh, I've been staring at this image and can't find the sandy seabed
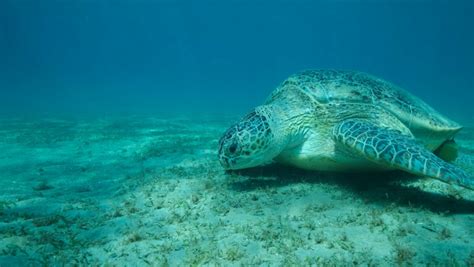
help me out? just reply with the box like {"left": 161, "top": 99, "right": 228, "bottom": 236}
{"left": 0, "top": 116, "right": 473, "bottom": 266}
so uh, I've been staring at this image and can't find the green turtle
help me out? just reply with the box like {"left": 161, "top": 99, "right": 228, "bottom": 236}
{"left": 218, "top": 70, "right": 473, "bottom": 189}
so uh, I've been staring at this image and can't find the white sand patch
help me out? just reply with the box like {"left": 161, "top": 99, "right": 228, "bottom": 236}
{"left": 0, "top": 117, "right": 472, "bottom": 265}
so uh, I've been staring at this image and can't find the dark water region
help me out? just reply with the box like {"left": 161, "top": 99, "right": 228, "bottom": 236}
{"left": 1, "top": 0, "right": 473, "bottom": 121}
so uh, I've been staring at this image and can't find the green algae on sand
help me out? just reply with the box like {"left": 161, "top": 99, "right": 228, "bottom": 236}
{"left": 0, "top": 116, "right": 473, "bottom": 265}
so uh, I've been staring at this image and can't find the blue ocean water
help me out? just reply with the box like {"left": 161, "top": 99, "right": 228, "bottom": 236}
{"left": 1, "top": 0, "right": 473, "bottom": 120}
{"left": 1, "top": 0, "right": 474, "bottom": 265}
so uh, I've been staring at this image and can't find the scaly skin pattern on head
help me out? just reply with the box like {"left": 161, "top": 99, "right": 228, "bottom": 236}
{"left": 218, "top": 105, "right": 287, "bottom": 170}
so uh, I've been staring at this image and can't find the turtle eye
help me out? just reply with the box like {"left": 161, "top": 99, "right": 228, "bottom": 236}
{"left": 229, "top": 143, "right": 238, "bottom": 153}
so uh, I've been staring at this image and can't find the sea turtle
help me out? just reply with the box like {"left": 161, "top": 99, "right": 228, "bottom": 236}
{"left": 218, "top": 70, "right": 473, "bottom": 189}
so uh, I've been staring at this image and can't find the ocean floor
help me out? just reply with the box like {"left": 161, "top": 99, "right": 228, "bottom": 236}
{"left": 0, "top": 115, "right": 473, "bottom": 265}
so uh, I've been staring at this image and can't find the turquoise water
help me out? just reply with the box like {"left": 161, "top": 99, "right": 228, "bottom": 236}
{"left": 1, "top": 0, "right": 473, "bottom": 265}
{"left": 1, "top": 0, "right": 473, "bottom": 119}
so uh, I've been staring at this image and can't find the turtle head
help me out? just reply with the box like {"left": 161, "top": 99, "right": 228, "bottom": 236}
{"left": 218, "top": 106, "right": 286, "bottom": 170}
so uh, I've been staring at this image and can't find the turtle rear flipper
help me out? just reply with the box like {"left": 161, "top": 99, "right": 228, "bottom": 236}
{"left": 434, "top": 139, "right": 458, "bottom": 162}
{"left": 333, "top": 119, "right": 473, "bottom": 190}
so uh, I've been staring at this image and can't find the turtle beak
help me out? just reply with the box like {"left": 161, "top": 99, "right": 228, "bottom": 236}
{"left": 218, "top": 143, "right": 231, "bottom": 169}
{"left": 219, "top": 156, "right": 230, "bottom": 169}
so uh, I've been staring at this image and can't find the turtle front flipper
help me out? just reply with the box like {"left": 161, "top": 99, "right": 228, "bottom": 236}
{"left": 333, "top": 119, "right": 473, "bottom": 190}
